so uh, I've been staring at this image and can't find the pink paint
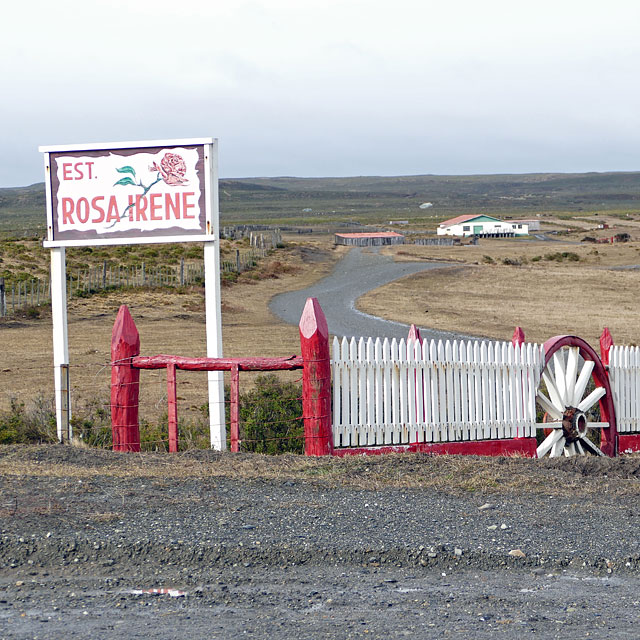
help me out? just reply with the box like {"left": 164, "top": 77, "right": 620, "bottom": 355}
{"left": 333, "top": 437, "right": 538, "bottom": 457}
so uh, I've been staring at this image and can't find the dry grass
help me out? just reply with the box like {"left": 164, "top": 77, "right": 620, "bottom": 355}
{"left": 2, "top": 445, "right": 640, "bottom": 497}
{"left": 0, "top": 235, "right": 346, "bottom": 418}
{"left": 364, "top": 238, "right": 640, "bottom": 345}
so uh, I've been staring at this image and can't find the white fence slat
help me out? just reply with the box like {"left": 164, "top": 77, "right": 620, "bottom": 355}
{"left": 349, "top": 338, "right": 359, "bottom": 445}
{"left": 332, "top": 337, "right": 342, "bottom": 446}
{"left": 383, "top": 338, "right": 392, "bottom": 443}
{"left": 374, "top": 338, "right": 384, "bottom": 445}
{"left": 391, "top": 339, "right": 401, "bottom": 443}
{"left": 358, "top": 338, "right": 367, "bottom": 446}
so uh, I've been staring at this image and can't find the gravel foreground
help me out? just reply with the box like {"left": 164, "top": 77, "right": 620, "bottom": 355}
{"left": 2, "top": 446, "right": 640, "bottom": 638}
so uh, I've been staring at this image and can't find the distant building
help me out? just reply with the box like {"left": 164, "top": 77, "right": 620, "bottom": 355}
{"left": 334, "top": 232, "right": 405, "bottom": 246}
{"left": 511, "top": 219, "right": 540, "bottom": 232}
{"left": 437, "top": 214, "right": 528, "bottom": 237}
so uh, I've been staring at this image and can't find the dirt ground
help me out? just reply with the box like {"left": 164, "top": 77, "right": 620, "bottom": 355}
{"left": 3, "top": 446, "right": 640, "bottom": 639}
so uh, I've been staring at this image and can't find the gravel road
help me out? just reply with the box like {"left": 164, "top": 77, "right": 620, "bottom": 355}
{"left": 270, "top": 247, "right": 474, "bottom": 341}
{"left": 3, "top": 446, "right": 640, "bottom": 638}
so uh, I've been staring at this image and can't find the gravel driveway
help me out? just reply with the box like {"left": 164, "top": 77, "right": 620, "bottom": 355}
{"left": 2, "top": 446, "right": 640, "bottom": 638}
{"left": 270, "top": 247, "right": 475, "bottom": 341}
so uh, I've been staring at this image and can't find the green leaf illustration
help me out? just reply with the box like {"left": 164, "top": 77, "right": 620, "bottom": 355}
{"left": 116, "top": 166, "right": 136, "bottom": 177}
{"left": 114, "top": 177, "right": 136, "bottom": 187}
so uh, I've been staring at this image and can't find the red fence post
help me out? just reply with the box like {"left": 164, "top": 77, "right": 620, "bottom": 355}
{"left": 299, "top": 297, "right": 333, "bottom": 456}
{"left": 600, "top": 327, "right": 613, "bottom": 366}
{"left": 408, "top": 324, "right": 422, "bottom": 343}
{"left": 230, "top": 364, "right": 240, "bottom": 452}
{"left": 512, "top": 326, "right": 525, "bottom": 347}
{"left": 167, "top": 363, "right": 178, "bottom": 453}
{"left": 111, "top": 305, "right": 140, "bottom": 452}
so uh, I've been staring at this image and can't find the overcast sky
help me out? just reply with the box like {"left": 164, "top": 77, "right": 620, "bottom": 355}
{"left": 2, "top": 0, "right": 640, "bottom": 187}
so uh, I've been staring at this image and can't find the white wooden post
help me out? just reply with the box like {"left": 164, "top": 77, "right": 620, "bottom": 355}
{"left": 51, "top": 247, "right": 70, "bottom": 441}
{"left": 204, "top": 140, "right": 226, "bottom": 450}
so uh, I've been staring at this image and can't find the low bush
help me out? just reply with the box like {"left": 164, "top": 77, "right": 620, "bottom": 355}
{"left": 0, "top": 397, "right": 57, "bottom": 444}
{"left": 225, "top": 374, "right": 304, "bottom": 454}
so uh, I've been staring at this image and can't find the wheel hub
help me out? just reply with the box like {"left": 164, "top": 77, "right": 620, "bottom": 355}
{"left": 562, "top": 407, "right": 588, "bottom": 443}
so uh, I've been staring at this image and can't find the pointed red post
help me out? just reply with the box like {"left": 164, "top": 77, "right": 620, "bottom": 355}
{"left": 408, "top": 324, "right": 422, "bottom": 343}
{"left": 600, "top": 327, "right": 613, "bottom": 366}
{"left": 111, "top": 305, "right": 140, "bottom": 452}
{"left": 299, "top": 297, "right": 333, "bottom": 456}
{"left": 512, "top": 326, "right": 525, "bottom": 347}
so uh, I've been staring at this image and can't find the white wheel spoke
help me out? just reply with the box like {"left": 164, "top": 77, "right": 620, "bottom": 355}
{"left": 565, "top": 348, "right": 579, "bottom": 405}
{"left": 585, "top": 421, "right": 609, "bottom": 430}
{"left": 535, "top": 421, "right": 563, "bottom": 429}
{"left": 564, "top": 442, "right": 576, "bottom": 457}
{"left": 542, "top": 371, "right": 565, "bottom": 412}
{"left": 572, "top": 360, "right": 595, "bottom": 407}
{"left": 553, "top": 352, "right": 567, "bottom": 406}
{"left": 579, "top": 436, "right": 605, "bottom": 457}
{"left": 537, "top": 429, "right": 564, "bottom": 458}
{"left": 550, "top": 436, "right": 566, "bottom": 457}
{"left": 577, "top": 386, "right": 606, "bottom": 413}
{"left": 536, "top": 391, "right": 563, "bottom": 420}
{"left": 575, "top": 440, "right": 585, "bottom": 455}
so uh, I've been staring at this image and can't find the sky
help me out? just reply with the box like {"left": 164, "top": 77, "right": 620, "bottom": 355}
{"left": 2, "top": 0, "right": 640, "bottom": 187}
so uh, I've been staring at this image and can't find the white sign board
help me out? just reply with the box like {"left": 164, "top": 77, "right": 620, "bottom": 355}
{"left": 41, "top": 138, "right": 216, "bottom": 247}
{"left": 39, "top": 138, "right": 226, "bottom": 449}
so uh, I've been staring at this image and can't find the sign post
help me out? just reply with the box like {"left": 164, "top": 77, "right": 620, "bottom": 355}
{"left": 40, "top": 138, "right": 226, "bottom": 449}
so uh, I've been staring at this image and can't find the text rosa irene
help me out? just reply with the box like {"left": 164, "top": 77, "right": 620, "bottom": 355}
{"left": 56, "top": 161, "right": 198, "bottom": 226}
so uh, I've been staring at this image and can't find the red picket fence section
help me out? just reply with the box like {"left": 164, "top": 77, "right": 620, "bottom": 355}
{"left": 111, "top": 297, "right": 333, "bottom": 455}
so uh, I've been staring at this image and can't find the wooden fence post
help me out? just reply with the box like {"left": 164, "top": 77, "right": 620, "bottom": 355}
{"left": 408, "top": 324, "right": 422, "bottom": 343}
{"left": 167, "top": 363, "right": 178, "bottom": 453}
{"left": 512, "top": 326, "right": 525, "bottom": 347}
{"left": 299, "top": 297, "right": 333, "bottom": 455}
{"left": 600, "top": 327, "right": 613, "bottom": 366}
{"left": 111, "top": 305, "right": 140, "bottom": 452}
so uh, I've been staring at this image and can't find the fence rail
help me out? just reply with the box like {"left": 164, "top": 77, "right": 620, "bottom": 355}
{"left": 0, "top": 250, "right": 266, "bottom": 317}
{"left": 332, "top": 336, "right": 544, "bottom": 448}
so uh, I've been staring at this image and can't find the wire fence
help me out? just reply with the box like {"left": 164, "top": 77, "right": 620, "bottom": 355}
{"left": 0, "top": 249, "right": 267, "bottom": 317}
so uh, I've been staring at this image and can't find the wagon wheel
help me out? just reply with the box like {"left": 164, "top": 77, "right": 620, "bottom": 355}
{"left": 536, "top": 336, "right": 617, "bottom": 458}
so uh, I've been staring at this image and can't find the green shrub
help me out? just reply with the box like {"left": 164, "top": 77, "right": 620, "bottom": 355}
{"left": 482, "top": 255, "right": 495, "bottom": 264}
{"left": 223, "top": 374, "right": 304, "bottom": 454}
{"left": 0, "top": 397, "right": 57, "bottom": 444}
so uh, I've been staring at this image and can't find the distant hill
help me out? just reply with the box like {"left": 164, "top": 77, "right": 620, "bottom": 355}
{"left": 2, "top": 172, "right": 640, "bottom": 234}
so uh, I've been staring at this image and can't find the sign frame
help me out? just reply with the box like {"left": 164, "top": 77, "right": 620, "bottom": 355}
{"left": 39, "top": 138, "right": 226, "bottom": 450}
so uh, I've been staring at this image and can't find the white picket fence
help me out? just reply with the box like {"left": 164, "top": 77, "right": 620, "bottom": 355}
{"left": 608, "top": 345, "right": 640, "bottom": 433}
{"left": 331, "top": 336, "right": 544, "bottom": 448}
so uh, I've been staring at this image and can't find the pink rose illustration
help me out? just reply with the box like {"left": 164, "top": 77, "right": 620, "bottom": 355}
{"left": 149, "top": 153, "right": 189, "bottom": 186}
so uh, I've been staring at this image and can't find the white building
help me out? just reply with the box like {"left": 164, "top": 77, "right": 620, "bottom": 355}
{"left": 437, "top": 214, "right": 529, "bottom": 237}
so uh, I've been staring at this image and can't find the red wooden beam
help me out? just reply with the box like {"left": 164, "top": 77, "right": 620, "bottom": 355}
{"left": 230, "top": 364, "right": 240, "bottom": 453}
{"left": 299, "top": 297, "right": 333, "bottom": 456}
{"left": 132, "top": 355, "right": 303, "bottom": 371}
{"left": 333, "top": 437, "right": 538, "bottom": 458}
{"left": 111, "top": 305, "right": 141, "bottom": 452}
{"left": 167, "top": 363, "right": 178, "bottom": 453}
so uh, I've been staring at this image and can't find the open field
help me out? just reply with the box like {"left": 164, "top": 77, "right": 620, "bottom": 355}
{"left": 359, "top": 229, "right": 640, "bottom": 346}
{"left": 4, "top": 171, "right": 640, "bottom": 234}
{"left": 0, "top": 235, "right": 346, "bottom": 426}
